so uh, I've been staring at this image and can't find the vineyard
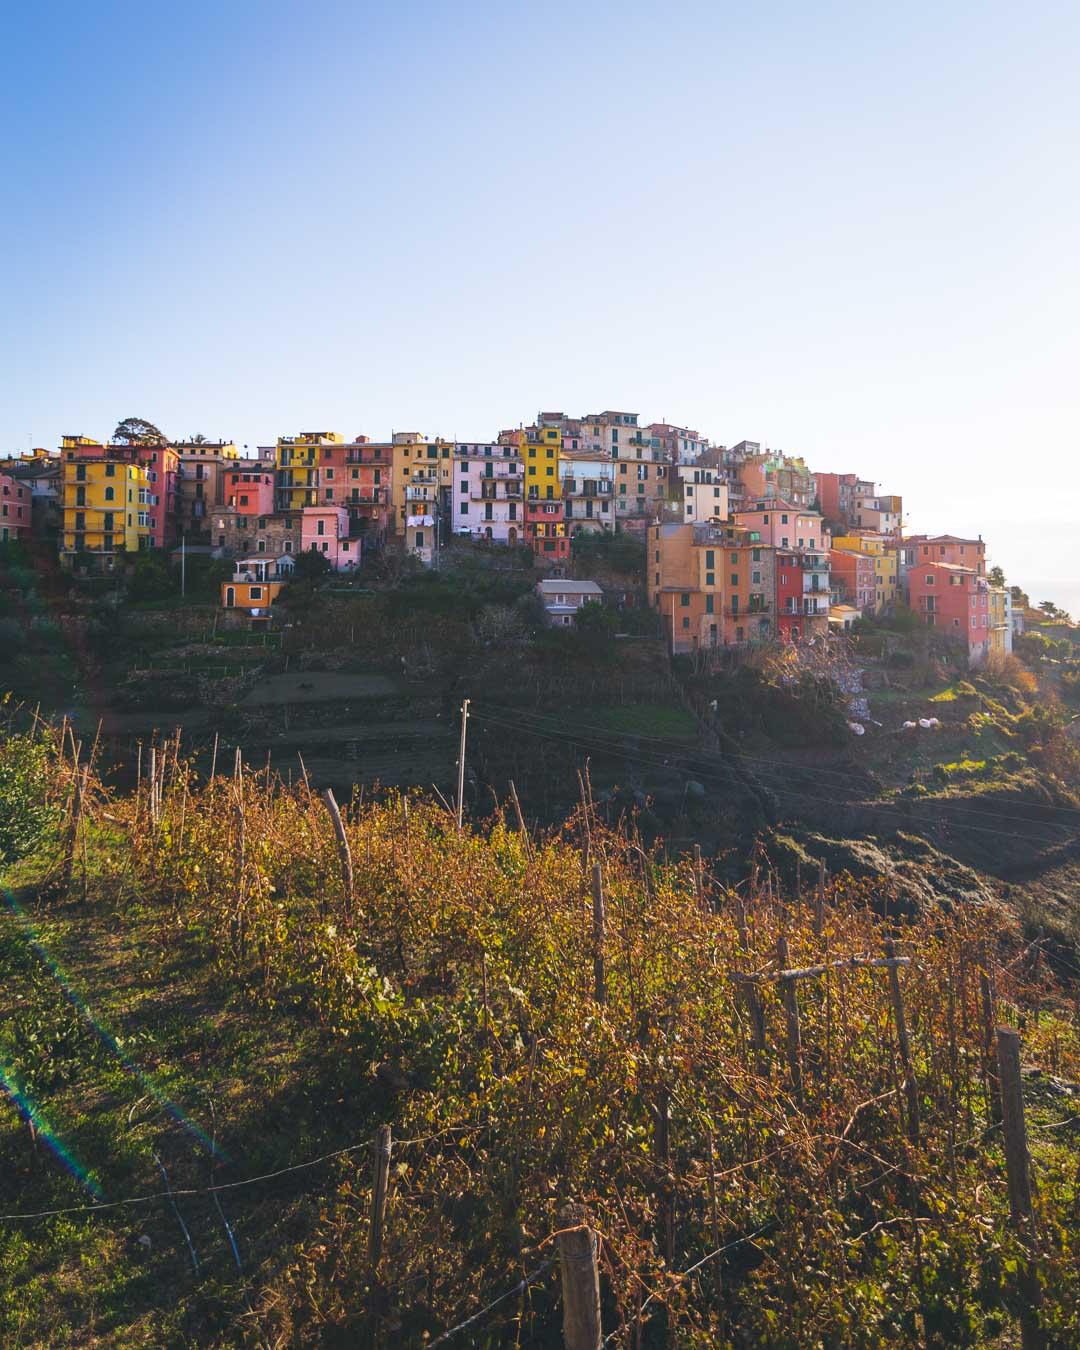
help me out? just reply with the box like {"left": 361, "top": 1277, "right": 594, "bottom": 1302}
{"left": 1, "top": 718, "right": 1079, "bottom": 1347}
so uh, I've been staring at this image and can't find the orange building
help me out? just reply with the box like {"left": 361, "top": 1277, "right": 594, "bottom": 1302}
{"left": 221, "top": 555, "right": 294, "bottom": 617}
{"left": 648, "top": 520, "right": 773, "bottom": 651}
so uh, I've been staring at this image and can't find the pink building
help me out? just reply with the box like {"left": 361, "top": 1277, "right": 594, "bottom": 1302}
{"left": 300, "top": 505, "right": 360, "bottom": 571}
{"left": 733, "top": 499, "right": 827, "bottom": 551}
{"left": 139, "top": 443, "right": 179, "bottom": 550}
{"left": 225, "top": 466, "right": 275, "bottom": 517}
{"left": 0, "top": 472, "right": 30, "bottom": 542}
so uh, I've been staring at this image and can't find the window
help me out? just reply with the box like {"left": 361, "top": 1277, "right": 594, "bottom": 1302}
{"left": 731, "top": 573, "right": 739, "bottom": 586}
{"left": 250, "top": 586, "right": 262, "bottom": 600}
{"left": 705, "top": 572, "right": 714, "bottom": 586}
{"left": 705, "top": 594, "right": 714, "bottom": 614}
{"left": 781, "top": 514, "right": 788, "bottom": 524}
{"left": 680, "top": 593, "right": 690, "bottom": 607}
{"left": 105, "top": 463, "right": 115, "bottom": 477}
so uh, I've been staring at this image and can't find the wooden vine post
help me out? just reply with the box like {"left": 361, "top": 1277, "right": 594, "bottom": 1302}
{"left": 368, "top": 1124, "right": 393, "bottom": 1271}
{"left": 995, "top": 1027, "right": 1044, "bottom": 1350}
{"left": 321, "top": 788, "right": 354, "bottom": 914}
{"left": 591, "top": 862, "right": 606, "bottom": 1007}
{"left": 61, "top": 766, "right": 86, "bottom": 893}
{"left": 776, "top": 936, "right": 803, "bottom": 1105}
{"left": 557, "top": 1202, "right": 602, "bottom": 1350}
{"left": 980, "top": 953, "right": 1002, "bottom": 1125}
{"left": 735, "top": 902, "right": 768, "bottom": 1076}
{"left": 884, "top": 938, "right": 920, "bottom": 1145}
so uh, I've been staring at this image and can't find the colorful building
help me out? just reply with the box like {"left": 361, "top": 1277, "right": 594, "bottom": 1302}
{"left": 815, "top": 472, "right": 869, "bottom": 526}
{"left": 668, "top": 463, "right": 729, "bottom": 524}
{"left": 175, "top": 439, "right": 240, "bottom": 537}
{"left": 646, "top": 422, "right": 711, "bottom": 467}
{"left": 908, "top": 562, "right": 993, "bottom": 665}
{"left": 829, "top": 547, "right": 877, "bottom": 612}
{"left": 0, "top": 450, "right": 61, "bottom": 540}
{"left": 739, "top": 451, "right": 815, "bottom": 507}
{"left": 989, "top": 587, "right": 1012, "bottom": 656}
{"left": 648, "top": 520, "right": 773, "bottom": 651}
{"left": 733, "top": 500, "right": 827, "bottom": 551}
{"left": 138, "top": 442, "right": 180, "bottom": 549}
{"left": 59, "top": 436, "right": 151, "bottom": 569}
{"left": 831, "top": 533, "right": 898, "bottom": 612}
{"left": 0, "top": 472, "right": 30, "bottom": 542}
{"left": 225, "top": 466, "right": 276, "bottom": 517}
{"left": 221, "top": 555, "right": 294, "bottom": 616}
{"left": 774, "top": 546, "right": 829, "bottom": 639}
{"left": 316, "top": 437, "right": 391, "bottom": 543}
{"left": 523, "top": 422, "right": 569, "bottom": 562}
{"left": 212, "top": 510, "right": 301, "bottom": 558}
{"left": 386, "top": 433, "right": 442, "bottom": 562}
{"left": 275, "top": 431, "right": 343, "bottom": 513}
{"left": 299, "top": 505, "right": 361, "bottom": 570}
{"left": 560, "top": 449, "right": 614, "bottom": 534}
{"left": 453, "top": 441, "right": 525, "bottom": 544}
{"left": 900, "top": 535, "right": 987, "bottom": 599}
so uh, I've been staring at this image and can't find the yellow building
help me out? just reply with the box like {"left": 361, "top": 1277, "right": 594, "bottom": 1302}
{"left": 989, "top": 587, "right": 1009, "bottom": 656}
{"left": 832, "top": 532, "right": 898, "bottom": 612}
{"left": 60, "top": 439, "right": 150, "bottom": 569}
{"left": 275, "top": 431, "right": 343, "bottom": 512}
{"left": 524, "top": 421, "right": 562, "bottom": 504}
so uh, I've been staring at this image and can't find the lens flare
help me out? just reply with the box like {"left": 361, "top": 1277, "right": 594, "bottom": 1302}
{"left": 2, "top": 887, "right": 225, "bottom": 1160}
{"left": 0, "top": 1061, "right": 104, "bottom": 1200}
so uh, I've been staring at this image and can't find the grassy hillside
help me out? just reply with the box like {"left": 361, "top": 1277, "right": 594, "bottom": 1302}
{"left": 1, "top": 726, "right": 1078, "bottom": 1346}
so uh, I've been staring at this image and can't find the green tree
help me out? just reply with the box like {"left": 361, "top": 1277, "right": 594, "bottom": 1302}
{"left": 112, "top": 416, "right": 166, "bottom": 445}
{"left": 127, "top": 551, "right": 176, "bottom": 602}
{"left": 292, "top": 547, "right": 333, "bottom": 581}
{"left": 988, "top": 565, "right": 1005, "bottom": 588}
{"left": 1010, "top": 584, "right": 1030, "bottom": 609}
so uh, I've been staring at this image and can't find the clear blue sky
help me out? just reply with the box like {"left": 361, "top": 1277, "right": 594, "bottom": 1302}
{"left": 3, "top": 1, "right": 1077, "bottom": 606}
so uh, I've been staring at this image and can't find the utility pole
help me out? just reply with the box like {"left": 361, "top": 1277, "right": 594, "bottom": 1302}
{"left": 456, "top": 698, "right": 470, "bottom": 833}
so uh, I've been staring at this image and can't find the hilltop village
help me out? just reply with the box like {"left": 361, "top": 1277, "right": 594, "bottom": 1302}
{"left": 1, "top": 411, "right": 1019, "bottom": 663}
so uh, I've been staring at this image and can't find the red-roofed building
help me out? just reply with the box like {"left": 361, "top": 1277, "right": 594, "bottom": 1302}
{"left": 908, "top": 561, "right": 993, "bottom": 665}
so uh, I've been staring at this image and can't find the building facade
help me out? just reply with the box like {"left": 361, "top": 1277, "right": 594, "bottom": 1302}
{"left": 908, "top": 562, "right": 993, "bottom": 664}
{"left": 60, "top": 437, "right": 151, "bottom": 568}
{"left": 453, "top": 441, "right": 525, "bottom": 544}
{"left": 0, "top": 472, "right": 30, "bottom": 542}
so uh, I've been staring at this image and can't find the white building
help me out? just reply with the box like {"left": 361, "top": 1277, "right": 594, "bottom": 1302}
{"left": 676, "top": 466, "right": 729, "bottom": 523}
{"left": 536, "top": 578, "right": 604, "bottom": 626}
{"left": 452, "top": 442, "right": 525, "bottom": 545}
{"left": 561, "top": 450, "right": 614, "bottom": 534}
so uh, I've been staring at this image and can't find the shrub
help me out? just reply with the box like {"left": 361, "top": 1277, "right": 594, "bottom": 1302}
{"left": 0, "top": 734, "right": 55, "bottom": 867}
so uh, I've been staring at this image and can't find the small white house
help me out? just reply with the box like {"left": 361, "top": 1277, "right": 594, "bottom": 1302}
{"left": 536, "top": 578, "right": 604, "bottom": 626}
